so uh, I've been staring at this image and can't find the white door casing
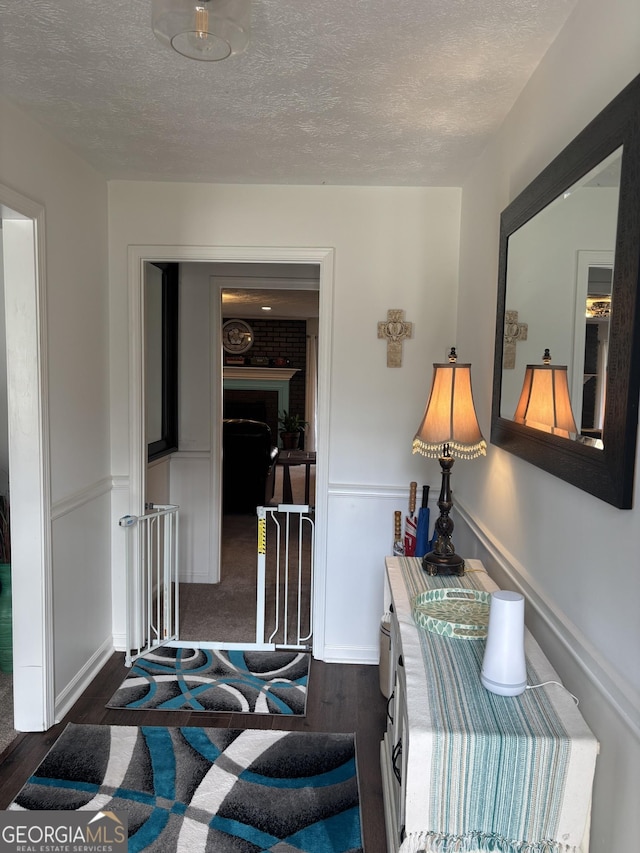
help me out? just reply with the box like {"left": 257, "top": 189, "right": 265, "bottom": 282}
{"left": 127, "top": 245, "right": 334, "bottom": 659}
{"left": 0, "top": 184, "right": 54, "bottom": 731}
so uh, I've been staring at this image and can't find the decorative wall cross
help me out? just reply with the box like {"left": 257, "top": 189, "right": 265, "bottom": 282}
{"left": 378, "top": 309, "right": 413, "bottom": 368}
{"left": 503, "top": 309, "right": 528, "bottom": 369}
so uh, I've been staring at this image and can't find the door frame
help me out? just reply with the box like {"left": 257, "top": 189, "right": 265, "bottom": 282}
{"left": 128, "top": 245, "right": 334, "bottom": 659}
{"left": 0, "top": 183, "right": 54, "bottom": 730}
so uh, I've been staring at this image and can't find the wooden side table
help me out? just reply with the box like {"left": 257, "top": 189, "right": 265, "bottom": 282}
{"left": 277, "top": 450, "right": 316, "bottom": 504}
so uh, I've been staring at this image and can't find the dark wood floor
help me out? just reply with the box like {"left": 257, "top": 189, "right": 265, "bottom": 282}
{"left": 0, "top": 653, "right": 389, "bottom": 853}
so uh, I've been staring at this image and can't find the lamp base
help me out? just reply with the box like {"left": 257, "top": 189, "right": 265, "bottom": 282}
{"left": 422, "top": 551, "right": 465, "bottom": 577}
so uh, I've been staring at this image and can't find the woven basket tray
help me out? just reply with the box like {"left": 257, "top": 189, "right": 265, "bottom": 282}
{"left": 412, "top": 587, "right": 491, "bottom": 639}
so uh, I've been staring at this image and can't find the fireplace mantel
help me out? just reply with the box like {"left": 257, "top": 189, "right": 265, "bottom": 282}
{"left": 223, "top": 368, "right": 300, "bottom": 443}
{"left": 223, "top": 367, "right": 299, "bottom": 382}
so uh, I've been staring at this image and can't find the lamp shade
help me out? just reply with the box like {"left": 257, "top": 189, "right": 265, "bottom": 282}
{"left": 513, "top": 362, "right": 577, "bottom": 437}
{"left": 152, "top": 0, "right": 251, "bottom": 61}
{"left": 412, "top": 360, "right": 486, "bottom": 459}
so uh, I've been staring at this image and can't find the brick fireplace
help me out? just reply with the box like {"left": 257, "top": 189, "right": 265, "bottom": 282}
{"left": 222, "top": 367, "right": 299, "bottom": 446}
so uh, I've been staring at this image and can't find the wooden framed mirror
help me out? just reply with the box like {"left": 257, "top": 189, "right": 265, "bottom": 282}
{"left": 491, "top": 73, "right": 640, "bottom": 508}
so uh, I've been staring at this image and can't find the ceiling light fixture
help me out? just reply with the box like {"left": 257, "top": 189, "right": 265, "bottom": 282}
{"left": 585, "top": 295, "right": 611, "bottom": 318}
{"left": 152, "top": 0, "right": 251, "bottom": 62}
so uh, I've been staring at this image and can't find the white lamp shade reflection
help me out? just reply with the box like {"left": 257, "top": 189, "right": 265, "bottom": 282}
{"left": 513, "top": 362, "right": 577, "bottom": 438}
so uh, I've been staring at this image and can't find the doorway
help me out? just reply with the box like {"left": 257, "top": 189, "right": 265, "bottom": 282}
{"left": 571, "top": 249, "right": 613, "bottom": 445}
{"left": 216, "top": 272, "right": 319, "bottom": 647}
{"left": 130, "top": 245, "right": 334, "bottom": 659}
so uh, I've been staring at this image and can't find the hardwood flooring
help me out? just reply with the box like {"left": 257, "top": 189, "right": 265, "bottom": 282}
{"left": 0, "top": 652, "right": 389, "bottom": 853}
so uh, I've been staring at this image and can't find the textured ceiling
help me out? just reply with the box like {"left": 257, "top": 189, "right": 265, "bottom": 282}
{"left": 223, "top": 288, "right": 319, "bottom": 319}
{"left": 0, "top": 0, "right": 577, "bottom": 186}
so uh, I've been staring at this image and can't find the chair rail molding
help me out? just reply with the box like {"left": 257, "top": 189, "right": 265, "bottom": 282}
{"left": 454, "top": 497, "right": 640, "bottom": 740}
{"left": 51, "top": 476, "right": 113, "bottom": 521}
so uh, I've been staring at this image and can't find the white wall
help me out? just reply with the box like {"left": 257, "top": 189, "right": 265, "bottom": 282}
{"left": 0, "top": 95, "right": 112, "bottom": 720}
{"left": 455, "top": 0, "right": 640, "bottom": 848}
{"left": 108, "top": 184, "right": 461, "bottom": 659}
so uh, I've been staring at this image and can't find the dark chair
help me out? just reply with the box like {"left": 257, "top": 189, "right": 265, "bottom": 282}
{"left": 222, "top": 419, "right": 279, "bottom": 514}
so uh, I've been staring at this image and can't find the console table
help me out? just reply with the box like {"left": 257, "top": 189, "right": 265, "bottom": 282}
{"left": 381, "top": 556, "right": 598, "bottom": 853}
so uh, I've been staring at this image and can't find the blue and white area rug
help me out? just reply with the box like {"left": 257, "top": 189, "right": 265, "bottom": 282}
{"left": 10, "top": 723, "right": 363, "bottom": 853}
{"left": 106, "top": 648, "right": 310, "bottom": 715}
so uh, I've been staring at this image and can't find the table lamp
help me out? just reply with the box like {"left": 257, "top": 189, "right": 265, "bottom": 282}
{"left": 412, "top": 348, "right": 486, "bottom": 576}
{"left": 513, "top": 349, "right": 577, "bottom": 438}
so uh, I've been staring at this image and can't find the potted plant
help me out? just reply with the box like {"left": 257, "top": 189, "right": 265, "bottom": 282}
{"left": 278, "top": 411, "right": 308, "bottom": 450}
{"left": 0, "top": 493, "right": 11, "bottom": 673}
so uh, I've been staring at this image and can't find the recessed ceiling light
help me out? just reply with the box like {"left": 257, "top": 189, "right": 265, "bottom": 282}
{"left": 261, "top": 306, "right": 272, "bottom": 311}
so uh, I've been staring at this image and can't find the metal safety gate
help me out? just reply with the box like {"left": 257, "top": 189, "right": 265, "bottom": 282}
{"left": 119, "top": 504, "right": 180, "bottom": 667}
{"left": 256, "top": 504, "right": 315, "bottom": 651}
{"left": 120, "top": 502, "right": 313, "bottom": 662}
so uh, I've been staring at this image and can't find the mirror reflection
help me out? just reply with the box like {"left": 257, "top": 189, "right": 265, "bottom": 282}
{"left": 500, "top": 146, "right": 622, "bottom": 450}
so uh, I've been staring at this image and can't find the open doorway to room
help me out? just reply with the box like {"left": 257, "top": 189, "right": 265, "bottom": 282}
{"left": 191, "top": 267, "right": 319, "bottom": 646}
{"left": 132, "top": 247, "right": 333, "bottom": 659}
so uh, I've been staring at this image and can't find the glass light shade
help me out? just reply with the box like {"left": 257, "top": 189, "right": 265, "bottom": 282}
{"left": 152, "top": 0, "right": 251, "bottom": 61}
{"left": 513, "top": 363, "right": 577, "bottom": 437}
{"left": 412, "top": 363, "right": 487, "bottom": 459}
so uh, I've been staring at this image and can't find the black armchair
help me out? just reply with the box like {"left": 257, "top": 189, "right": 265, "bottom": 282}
{"left": 222, "top": 419, "right": 279, "bottom": 514}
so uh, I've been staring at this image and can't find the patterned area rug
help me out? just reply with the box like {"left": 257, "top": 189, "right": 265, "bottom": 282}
{"left": 10, "top": 723, "right": 363, "bottom": 853}
{"left": 106, "top": 648, "right": 310, "bottom": 715}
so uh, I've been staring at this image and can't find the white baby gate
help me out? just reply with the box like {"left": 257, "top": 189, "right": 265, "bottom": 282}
{"left": 119, "top": 504, "right": 180, "bottom": 667}
{"left": 256, "top": 504, "right": 315, "bottom": 651}
{"left": 120, "top": 502, "right": 314, "bottom": 665}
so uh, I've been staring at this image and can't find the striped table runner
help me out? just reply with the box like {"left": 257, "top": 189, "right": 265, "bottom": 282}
{"left": 388, "top": 557, "right": 598, "bottom": 853}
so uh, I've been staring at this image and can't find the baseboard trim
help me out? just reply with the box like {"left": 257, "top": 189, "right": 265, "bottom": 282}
{"left": 321, "top": 644, "right": 378, "bottom": 665}
{"left": 54, "top": 637, "right": 114, "bottom": 722}
{"left": 170, "top": 451, "right": 211, "bottom": 460}
{"left": 455, "top": 497, "right": 640, "bottom": 740}
{"left": 180, "top": 572, "right": 213, "bottom": 584}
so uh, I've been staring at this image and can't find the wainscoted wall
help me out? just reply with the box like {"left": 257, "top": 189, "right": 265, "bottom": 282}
{"left": 454, "top": 498, "right": 640, "bottom": 853}
{"left": 323, "top": 483, "right": 419, "bottom": 663}
{"left": 155, "top": 444, "right": 424, "bottom": 633}
{"left": 113, "top": 214, "right": 459, "bottom": 664}
{"left": 169, "top": 452, "right": 214, "bottom": 584}
{"left": 1, "top": 94, "right": 110, "bottom": 731}
{"left": 51, "top": 479, "right": 113, "bottom": 721}
{"left": 453, "top": 0, "right": 639, "bottom": 847}
{"left": 110, "top": 476, "right": 130, "bottom": 652}
{"left": 454, "top": 500, "right": 638, "bottom": 740}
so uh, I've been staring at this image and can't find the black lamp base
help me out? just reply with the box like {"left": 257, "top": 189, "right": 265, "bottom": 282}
{"left": 422, "top": 551, "right": 465, "bottom": 577}
{"left": 422, "top": 446, "right": 465, "bottom": 577}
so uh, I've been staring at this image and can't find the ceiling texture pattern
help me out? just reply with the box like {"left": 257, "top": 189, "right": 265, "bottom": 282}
{"left": 0, "top": 0, "right": 577, "bottom": 186}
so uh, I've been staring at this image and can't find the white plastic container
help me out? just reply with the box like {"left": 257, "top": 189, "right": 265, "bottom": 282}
{"left": 481, "top": 591, "right": 527, "bottom": 696}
